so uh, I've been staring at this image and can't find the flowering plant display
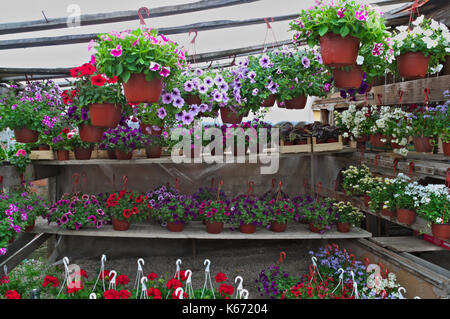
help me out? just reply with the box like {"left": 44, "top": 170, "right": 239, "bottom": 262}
{"left": 265, "top": 199, "right": 296, "bottom": 226}
{"left": 434, "top": 91, "right": 450, "bottom": 143}
{"left": 106, "top": 190, "right": 149, "bottom": 223}
{"left": 153, "top": 194, "right": 196, "bottom": 224}
{"left": 408, "top": 107, "right": 437, "bottom": 141}
{"left": 45, "top": 193, "right": 109, "bottom": 230}
{"left": 93, "top": 27, "right": 186, "bottom": 84}
{"left": 146, "top": 185, "right": 178, "bottom": 210}
{"left": 303, "top": 199, "right": 337, "bottom": 232}
{"left": 192, "top": 185, "right": 227, "bottom": 205}
{"left": 256, "top": 264, "right": 299, "bottom": 299}
{"left": 415, "top": 185, "right": 450, "bottom": 225}
{"left": 341, "top": 164, "right": 372, "bottom": 196}
{"left": 333, "top": 201, "right": 364, "bottom": 226}
{"left": 49, "top": 126, "right": 73, "bottom": 151}
{"left": 392, "top": 16, "right": 450, "bottom": 74}
{"left": 361, "top": 271, "right": 403, "bottom": 299}
{"left": 198, "top": 200, "right": 231, "bottom": 224}
{"left": 67, "top": 128, "right": 95, "bottom": 150}
{"left": 101, "top": 125, "right": 145, "bottom": 153}
{"left": 334, "top": 105, "right": 372, "bottom": 140}
{"left": 5, "top": 144, "right": 31, "bottom": 174}
{"left": 367, "top": 177, "right": 396, "bottom": 212}
{"left": 229, "top": 195, "right": 270, "bottom": 227}
{"left": 289, "top": 0, "right": 386, "bottom": 48}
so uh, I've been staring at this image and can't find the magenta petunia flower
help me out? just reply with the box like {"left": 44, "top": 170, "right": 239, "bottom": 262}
{"left": 337, "top": 8, "right": 346, "bottom": 18}
{"left": 160, "top": 66, "right": 171, "bottom": 78}
{"left": 110, "top": 44, "right": 122, "bottom": 57}
{"left": 149, "top": 62, "right": 160, "bottom": 71}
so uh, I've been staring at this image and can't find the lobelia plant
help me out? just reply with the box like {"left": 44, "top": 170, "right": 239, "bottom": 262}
{"left": 105, "top": 190, "right": 150, "bottom": 223}
{"left": 333, "top": 201, "right": 364, "bottom": 226}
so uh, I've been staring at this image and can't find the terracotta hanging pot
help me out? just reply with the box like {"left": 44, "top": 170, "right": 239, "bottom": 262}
{"left": 145, "top": 146, "right": 162, "bottom": 159}
{"left": 431, "top": 223, "right": 449, "bottom": 241}
{"left": 381, "top": 208, "right": 396, "bottom": 218}
{"left": 270, "top": 222, "right": 287, "bottom": 232}
{"left": 333, "top": 66, "right": 364, "bottom": 89}
{"left": 239, "top": 223, "right": 256, "bottom": 234}
{"left": 185, "top": 94, "right": 202, "bottom": 105}
{"left": 282, "top": 95, "right": 307, "bottom": 109}
{"left": 220, "top": 108, "right": 243, "bottom": 124}
{"left": 38, "top": 144, "right": 50, "bottom": 151}
{"left": 24, "top": 219, "right": 36, "bottom": 232}
{"left": 337, "top": 222, "right": 350, "bottom": 233}
{"left": 413, "top": 136, "right": 433, "bottom": 153}
{"left": 56, "top": 150, "right": 69, "bottom": 161}
{"left": 115, "top": 149, "right": 133, "bottom": 160}
{"left": 309, "top": 223, "right": 323, "bottom": 233}
{"left": 396, "top": 208, "right": 416, "bottom": 225}
{"left": 89, "top": 103, "right": 122, "bottom": 128}
{"left": 122, "top": 73, "right": 163, "bottom": 103}
{"left": 370, "top": 133, "right": 387, "bottom": 148}
{"left": 167, "top": 222, "right": 185, "bottom": 232}
{"left": 261, "top": 94, "right": 276, "bottom": 107}
{"left": 441, "top": 141, "right": 450, "bottom": 156}
{"left": 74, "top": 148, "right": 93, "bottom": 160}
{"left": 107, "top": 149, "right": 116, "bottom": 159}
{"left": 389, "top": 136, "right": 402, "bottom": 149}
{"left": 79, "top": 124, "right": 105, "bottom": 142}
{"left": 397, "top": 52, "right": 430, "bottom": 79}
{"left": 205, "top": 221, "right": 224, "bottom": 234}
{"left": 319, "top": 33, "right": 360, "bottom": 67}
{"left": 112, "top": 217, "right": 130, "bottom": 231}
{"left": 14, "top": 128, "right": 39, "bottom": 143}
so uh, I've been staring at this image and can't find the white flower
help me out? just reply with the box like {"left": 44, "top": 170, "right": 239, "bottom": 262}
{"left": 356, "top": 55, "right": 364, "bottom": 65}
{"left": 396, "top": 25, "right": 408, "bottom": 32}
{"left": 430, "top": 20, "right": 440, "bottom": 30}
{"left": 412, "top": 15, "right": 424, "bottom": 26}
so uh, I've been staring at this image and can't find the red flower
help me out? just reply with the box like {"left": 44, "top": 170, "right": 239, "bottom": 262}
{"left": 99, "top": 270, "right": 110, "bottom": 280}
{"left": 123, "top": 209, "right": 132, "bottom": 219}
{"left": 131, "top": 206, "right": 139, "bottom": 215}
{"left": 176, "top": 270, "right": 188, "bottom": 281}
{"left": 172, "top": 289, "right": 189, "bottom": 299}
{"left": 107, "top": 76, "right": 118, "bottom": 84}
{"left": 67, "top": 280, "right": 83, "bottom": 294}
{"left": 91, "top": 74, "right": 107, "bottom": 86}
{"left": 107, "top": 200, "right": 118, "bottom": 208}
{"left": 135, "top": 195, "right": 144, "bottom": 203}
{"left": 5, "top": 290, "right": 21, "bottom": 299}
{"left": 104, "top": 289, "right": 120, "bottom": 299}
{"left": 116, "top": 274, "right": 130, "bottom": 285}
{"left": 81, "top": 63, "right": 96, "bottom": 76}
{"left": 42, "top": 275, "right": 59, "bottom": 288}
{"left": 119, "top": 289, "right": 131, "bottom": 299}
{"left": 166, "top": 278, "right": 182, "bottom": 290}
{"left": 147, "top": 204, "right": 153, "bottom": 210}
{"left": 146, "top": 287, "right": 162, "bottom": 299}
{"left": 70, "top": 89, "right": 78, "bottom": 97}
{"left": 215, "top": 272, "right": 227, "bottom": 283}
{"left": 0, "top": 276, "right": 10, "bottom": 285}
{"left": 218, "top": 283, "right": 234, "bottom": 297}
{"left": 62, "top": 127, "right": 70, "bottom": 134}
{"left": 147, "top": 272, "right": 158, "bottom": 280}
{"left": 70, "top": 66, "right": 83, "bottom": 78}
{"left": 118, "top": 190, "right": 126, "bottom": 199}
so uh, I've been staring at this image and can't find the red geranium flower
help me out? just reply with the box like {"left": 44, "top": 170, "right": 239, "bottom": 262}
{"left": 67, "top": 281, "right": 83, "bottom": 294}
{"left": 42, "top": 275, "right": 59, "bottom": 288}
{"left": 215, "top": 272, "right": 227, "bottom": 283}
{"left": 147, "top": 272, "right": 158, "bottom": 281}
{"left": 131, "top": 206, "right": 139, "bottom": 215}
{"left": 62, "top": 128, "right": 70, "bottom": 134}
{"left": 104, "top": 289, "right": 120, "bottom": 299}
{"left": 0, "top": 276, "right": 9, "bottom": 285}
{"left": 118, "top": 190, "right": 126, "bottom": 199}
{"left": 172, "top": 289, "right": 189, "bottom": 299}
{"left": 135, "top": 195, "right": 144, "bottom": 203}
{"left": 119, "top": 289, "right": 131, "bottom": 299}
{"left": 5, "top": 290, "right": 21, "bottom": 299}
{"left": 116, "top": 274, "right": 130, "bottom": 285}
{"left": 176, "top": 270, "right": 188, "bottom": 281}
{"left": 99, "top": 270, "right": 110, "bottom": 280}
{"left": 123, "top": 209, "right": 132, "bottom": 219}
{"left": 166, "top": 278, "right": 182, "bottom": 290}
{"left": 81, "top": 63, "right": 96, "bottom": 76}
{"left": 146, "top": 287, "right": 162, "bottom": 299}
{"left": 91, "top": 74, "right": 107, "bottom": 86}
{"left": 218, "top": 283, "right": 234, "bottom": 297}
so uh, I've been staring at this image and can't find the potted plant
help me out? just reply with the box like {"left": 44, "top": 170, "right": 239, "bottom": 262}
{"left": 66, "top": 102, "right": 104, "bottom": 143}
{"left": 153, "top": 195, "right": 195, "bottom": 232}
{"left": 409, "top": 108, "right": 436, "bottom": 153}
{"left": 368, "top": 177, "right": 397, "bottom": 217}
{"left": 50, "top": 127, "right": 73, "bottom": 161}
{"left": 106, "top": 191, "right": 149, "bottom": 231}
{"left": 265, "top": 199, "right": 296, "bottom": 232}
{"left": 334, "top": 105, "right": 372, "bottom": 143}
{"left": 304, "top": 199, "right": 337, "bottom": 233}
{"left": 433, "top": 91, "right": 450, "bottom": 156}
{"left": 290, "top": 0, "right": 387, "bottom": 67}
{"left": 5, "top": 144, "right": 31, "bottom": 175}
{"left": 144, "top": 134, "right": 165, "bottom": 159}
{"left": 341, "top": 164, "right": 372, "bottom": 197}
{"left": 222, "top": 123, "right": 252, "bottom": 156}
{"left": 68, "top": 129, "right": 95, "bottom": 160}
{"left": 46, "top": 193, "right": 109, "bottom": 230}
{"left": 102, "top": 125, "right": 144, "bottom": 160}
{"left": 394, "top": 181, "right": 421, "bottom": 225}
{"left": 198, "top": 200, "right": 230, "bottom": 234}
{"left": 93, "top": 28, "right": 186, "bottom": 103}
{"left": 333, "top": 201, "right": 364, "bottom": 233}
{"left": 392, "top": 16, "right": 449, "bottom": 79}
{"left": 229, "top": 195, "right": 268, "bottom": 234}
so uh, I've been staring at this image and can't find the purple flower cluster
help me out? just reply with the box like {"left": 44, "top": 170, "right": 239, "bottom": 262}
{"left": 101, "top": 125, "right": 145, "bottom": 153}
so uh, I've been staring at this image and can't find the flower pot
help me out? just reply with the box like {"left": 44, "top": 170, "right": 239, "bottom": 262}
{"left": 38, "top": 144, "right": 50, "bottom": 151}
{"left": 25, "top": 219, "right": 35, "bottom": 232}
{"left": 145, "top": 146, "right": 162, "bottom": 159}
{"left": 370, "top": 134, "right": 387, "bottom": 148}
{"left": 413, "top": 136, "right": 433, "bottom": 153}
{"left": 220, "top": 108, "right": 243, "bottom": 124}
{"left": 282, "top": 95, "right": 307, "bottom": 109}
{"left": 381, "top": 208, "right": 396, "bottom": 218}
{"left": 56, "top": 150, "right": 69, "bottom": 161}
{"left": 89, "top": 103, "right": 122, "bottom": 128}
{"left": 122, "top": 73, "right": 163, "bottom": 103}
{"left": 309, "top": 223, "right": 323, "bottom": 233}
{"left": 261, "top": 94, "right": 276, "bottom": 107}
{"left": 326, "top": 138, "right": 339, "bottom": 143}
{"left": 112, "top": 217, "right": 130, "bottom": 231}
{"left": 390, "top": 137, "right": 402, "bottom": 149}
{"left": 397, "top": 52, "right": 430, "bottom": 79}
{"left": 239, "top": 223, "right": 256, "bottom": 234}
{"left": 337, "top": 222, "right": 350, "bottom": 233}
{"left": 115, "top": 150, "right": 133, "bottom": 160}
{"left": 167, "top": 222, "right": 185, "bottom": 232}
{"left": 363, "top": 195, "right": 371, "bottom": 207}
{"left": 319, "top": 33, "right": 360, "bottom": 67}
{"left": 79, "top": 124, "right": 105, "bottom": 142}
{"left": 74, "top": 148, "right": 93, "bottom": 160}
{"left": 333, "top": 66, "right": 364, "bottom": 89}
{"left": 186, "top": 94, "right": 202, "bottom": 106}
{"left": 14, "top": 128, "right": 39, "bottom": 143}
{"left": 431, "top": 223, "right": 450, "bottom": 241}
{"left": 107, "top": 150, "right": 116, "bottom": 159}
{"left": 141, "top": 124, "right": 163, "bottom": 136}
{"left": 442, "top": 142, "right": 450, "bottom": 156}
{"left": 270, "top": 222, "right": 287, "bottom": 232}
{"left": 396, "top": 208, "right": 416, "bottom": 225}
{"left": 205, "top": 221, "right": 224, "bottom": 234}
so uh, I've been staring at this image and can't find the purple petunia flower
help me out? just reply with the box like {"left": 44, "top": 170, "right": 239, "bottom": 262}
{"left": 157, "top": 107, "right": 167, "bottom": 119}
{"left": 302, "top": 56, "right": 310, "bottom": 68}
{"left": 184, "top": 80, "right": 194, "bottom": 92}
{"left": 181, "top": 110, "right": 194, "bottom": 125}
{"left": 161, "top": 92, "right": 173, "bottom": 105}
{"left": 259, "top": 55, "right": 270, "bottom": 68}
{"left": 173, "top": 96, "right": 185, "bottom": 109}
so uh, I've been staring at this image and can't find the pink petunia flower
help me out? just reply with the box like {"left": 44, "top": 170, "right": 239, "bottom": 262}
{"left": 15, "top": 149, "right": 27, "bottom": 157}
{"left": 110, "top": 44, "right": 122, "bottom": 57}
{"left": 149, "top": 62, "right": 160, "bottom": 71}
{"left": 159, "top": 66, "right": 171, "bottom": 78}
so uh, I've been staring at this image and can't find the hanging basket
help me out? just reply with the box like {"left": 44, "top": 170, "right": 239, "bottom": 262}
{"left": 333, "top": 66, "right": 364, "bottom": 89}
{"left": 220, "top": 108, "right": 243, "bottom": 124}
{"left": 14, "top": 128, "right": 39, "bottom": 143}
{"left": 282, "top": 95, "right": 307, "bottom": 109}
{"left": 396, "top": 208, "right": 416, "bottom": 225}
{"left": 431, "top": 223, "right": 449, "bottom": 241}
{"left": 89, "top": 104, "right": 122, "bottom": 128}
{"left": 261, "top": 94, "right": 276, "bottom": 107}
{"left": 205, "top": 221, "right": 224, "bottom": 234}
{"left": 397, "top": 52, "right": 430, "bottom": 79}
{"left": 319, "top": 33, "right": 360, "bottom": 67}
{"left": 122, "top": 73, "right": 163, "bottom": 103}
{"left": 112, "top": 217, "right": 130, "bottom": 231}
{"left": 79, "top": 124, "right": 105, "bottom": 142}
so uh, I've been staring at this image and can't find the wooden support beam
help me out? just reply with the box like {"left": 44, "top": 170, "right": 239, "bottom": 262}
{"left": 0, "top": 0, "right": 261, "bottom": 35}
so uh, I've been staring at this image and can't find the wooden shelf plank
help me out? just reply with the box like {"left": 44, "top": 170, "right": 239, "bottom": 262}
{"left": 369, "top": 236, "right": 446, "bottom": 253}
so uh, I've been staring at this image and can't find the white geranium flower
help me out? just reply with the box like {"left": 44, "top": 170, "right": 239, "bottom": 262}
{"left": 356, "top": 55, "right": 364, "bottom": 65}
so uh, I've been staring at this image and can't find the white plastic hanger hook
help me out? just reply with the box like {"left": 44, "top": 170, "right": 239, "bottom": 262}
{"left": 3, "top": 265, "right": 7, "bottom": 276}
{"left": 398, "top": 287, "right": 406, "bottom": 299}
{"left": 239, "top": 289, "right": 249, "bottom": 299}
{"left": 338, "top": 268, "right": 344, "bottom": 280}
{"left": 137, "top": 258, "right": 145, "bottom": 271}
{"left": 101, "top": 254, "right": 107, "bottom": 265}
{"left": 109, "top": 270, "right": 117, "bottom": 289}
{"left": 63, "top": 257, "right": 70, "bottom": 271}
{"left": 350, "top": 271, "right": 359, "bottom": 299}
{"left": 204, "top": 259, "right": 211, "bottom": 272}
{"left": 141, "top": 277, "right": 148, "bottom": 291}
{"left": 235, "top": 276, "right": 243, "bottom": 299}
{"left": 185, "top": 269, "right": 192, "bottom": 284}
{"left": 89, "top": 293, "right": 96, "bottom": 299}
{"left": 175, "top": 287, "right": 184, "bottom": 299}
{"left": 176, "top": 259, "right": 182, "bottom": 271}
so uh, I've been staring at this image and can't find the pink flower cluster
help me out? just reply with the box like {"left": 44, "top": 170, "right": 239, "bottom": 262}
{"left": 355, "top": 10, "right": 368, "bottom": 21}
{"left": 372, "top": 43, "right": 384, "bottom": 56}
{"left": 337, "top": 8, "right": 346, "bottom": 19}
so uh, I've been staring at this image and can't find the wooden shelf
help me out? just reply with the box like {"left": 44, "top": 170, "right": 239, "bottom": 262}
{"left": 369, "top": 236, "right": 446, "bottom": 253}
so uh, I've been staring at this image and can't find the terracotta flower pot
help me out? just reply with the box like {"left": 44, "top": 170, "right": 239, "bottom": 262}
{"left": 270, "top": 222, "right": 287, "bottom": 233}
{"left": 396, "top": 208, "right": 416, "bottom": 225}
{"left": 205, "top": 221, "right": 224, "bottom": 234}
{"left": 239, "top": 223, "right": 256, "bottom": 234}
{"left": 145, "top": 146, "right": 162, "bottom": 159}
{"left": 141, "top": 124, "right": 163, "bottom": 136}
{"left": 89, "top": 103, "right": 122, "bottom": 128}
{"left": 333, "top": 66, "right": 364, "bottom": 89}
{"left": 337, "top": 222, "right": 350, "bottom": 233}
{"left": 370, "top": 134, "right": 387, "bottom": 148}
{"left": 363, "top": 194, "right": 371, "bottom": 207}
{"left": 112, "top": 217, "right": 130, "bottom": 231}
{"left": 115, "top": 149, "right": 133, "bottom": 160}
{"left": 442, "top": 142, "right": 450, "bottom": 156}
{"left": 14, "top": 128, "right": 39, "bottom": 143}
{"left": 397, "top": 52, "right": 430, "bottom": 79}
{"left": 261, "top": 94, "right": 276, "bottom": 107}
{"left": 185, "top": 95, "right": 202, "bottom": 105}
{"left": 167, "top": 222, "right": 185, "bottom": 232}
{"left": 25, "top": 219, "right": 36, "bottom": 232}
{"left": 38, "top": 144, "right": 50, "bottom": 151}
{"left": 79, "top": 124, "right": 105, "bottom": 142}
{"left": 56, "top": 150, "right": 69, "bottom": 161}
{"left": 319, "top": 33, "right": 360, "bottom": 67}
{"left": 122, "top": 73, "right": 163, "bottom": 103}
{"left": 220, "top": 108, "right": 243, "bottom": 124}
{"left": 74, "top": 148, "right": 93, "bottom": 160}
{"left": 309, "top": 223, "right": 323, "bottom": 233}
{"left": 282, "top": 95, "right": 307, "bottom": 109}
{"left": 431, "top": 223, "right": 450, "bottom": 241}
{"left": 413, "top": 136, "right": 433, "bottom": 153}
{"left": 381, "top": 208, "right": 396, "bottom": 218}
{"left": 107, "top": 150, "right": 116, "bottom": 159}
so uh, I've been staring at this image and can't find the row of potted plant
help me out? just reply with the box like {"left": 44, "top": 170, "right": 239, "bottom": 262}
{"left": 342, "top": 165, "right": 450, "bottom": 240}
